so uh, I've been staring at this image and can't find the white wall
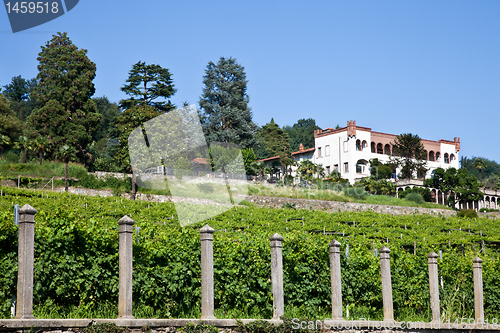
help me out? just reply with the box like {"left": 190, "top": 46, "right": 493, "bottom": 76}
{"left": 314, "top": 130, "right": 460, "bottom": 184}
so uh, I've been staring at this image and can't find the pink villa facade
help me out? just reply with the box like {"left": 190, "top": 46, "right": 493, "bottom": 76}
{"left": 259, "top": 120, "right": 461, "bottom": 183}
{"left": 258, "top": 120, "right": 500, "bottom": 210}
{"left": 313, "top": 120, "right": 460, "bottom": 184}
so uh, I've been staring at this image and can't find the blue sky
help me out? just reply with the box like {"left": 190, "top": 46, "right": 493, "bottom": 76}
{"left": 1, "top": 1, "right": 499, "bottom": 162}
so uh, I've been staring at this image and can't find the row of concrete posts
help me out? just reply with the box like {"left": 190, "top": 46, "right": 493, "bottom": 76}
{"left": 14, "top": 204, "right": 485, "bottom": 322}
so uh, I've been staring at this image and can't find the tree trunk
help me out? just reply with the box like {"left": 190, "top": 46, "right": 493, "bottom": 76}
{"left": 21, "top": 148, "right": 25, "bottom": 163}
{"left": 65, "top": 159, "right": 69, "bottom": 192}
{"left": 131, "top": 169, "right": 136, "bottom": 200}
{"left": 39, "top": 149, "right": 43, "bottom": 165}
{"left": 0, "top": 146, "right": 3, "bottom": 159}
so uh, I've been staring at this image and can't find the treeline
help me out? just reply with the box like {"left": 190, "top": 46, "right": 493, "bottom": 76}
{"left": 0, "top": 32, "right": 321, "bottom": 181}
{"left": 461, "top": 157, "right": 500, "bottom": 189}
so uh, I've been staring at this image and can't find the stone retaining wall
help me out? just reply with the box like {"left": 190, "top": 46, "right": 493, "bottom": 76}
{"left": 242, "top": 196, "right": 457, "bottom": 217}
{"left": 55, "top": 187, "right": 458, "bottom": 217}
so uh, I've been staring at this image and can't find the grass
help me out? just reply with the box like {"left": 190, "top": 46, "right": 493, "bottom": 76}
{"left": 364, "top": 194, "right": 453, "bottom": 210}
{"left": 247, "top": 183, "right": 351, "bottom": 202}
{"left": 246, "top": 183, "right": 452, "bottom": 210}
{"left": 0, "top": 160, "right": 88, "bottom": 179}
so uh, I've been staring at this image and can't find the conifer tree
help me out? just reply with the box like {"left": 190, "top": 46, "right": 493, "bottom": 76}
{"left": 120, "top": 61, "right": 176, "bottom": 112}
{"left": 28, "top": 32, "right": 101, "bottom": 190}
{"left": 260, "top": 118, "right": 291, "bottom": 182}
{"left": 0, "top": 94, "right": 21, "bottom": 143}
{"left": 199, "top": 57, "right": 258, "bottom": 149}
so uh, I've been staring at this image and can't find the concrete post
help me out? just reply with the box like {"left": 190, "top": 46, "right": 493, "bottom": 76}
{"left": 118, "top": 215, "right": 135, "bottom": 319}
{"left": 329, "top": 239, "right": 343, "bottom": 320}
{"left": 15, "top": 204, "right": 37, "bottom": 319}
{"left": 428, "top": 252, "right": 440, "bottom": 322}
{"left": 200, "top": 224, "right": 215, "bottom": 319}
{"left": 379, "top": 246, "right": 394, "bottom": 321}
{"left": 473, "top": 256, "right": 484, "bottom": 323}
{"left": 270, "top": 233, "right": 284, "bottom": 319}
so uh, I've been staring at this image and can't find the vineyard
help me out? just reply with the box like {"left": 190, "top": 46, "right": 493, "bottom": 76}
{"left": 1, "top": 187, "right": 500, "bottom": 322}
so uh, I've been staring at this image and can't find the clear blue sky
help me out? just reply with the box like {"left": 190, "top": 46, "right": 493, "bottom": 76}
{"left": 1, "top": 1, "right": 499, "bottom": 162}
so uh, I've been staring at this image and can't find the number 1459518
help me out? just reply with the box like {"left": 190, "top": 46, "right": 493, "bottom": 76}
{"left": 5, "top": 2, "right": 59, "bottom": 14}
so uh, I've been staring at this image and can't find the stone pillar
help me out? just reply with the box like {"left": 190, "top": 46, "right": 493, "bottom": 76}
{"left": 270, "top": 233, "right": 284, "bottom": 319}
{"left": 435, "top": 190, "right": 438, "bottom": 204}
{"left": 473, "top": 257, "right": 484, "bottom": 323}
{"left": 200, "top": 225, "right": 215, "bottom": 319}
{"left": 15, "top": 204, "right": 37, "bottom": 319}
{"left": 379, "top": 246, "right": 393, "bottom": 321}
{"left": 118, "top": 215, "right": 135, "bottom": 319}
{"left": 428, "top": 252, "right": 440, "bottom": 322}
{"left": 329, "top": 240, "right": 343, "bottom": 320}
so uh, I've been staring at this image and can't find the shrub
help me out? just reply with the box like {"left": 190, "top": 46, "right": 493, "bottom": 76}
{"left": 2, "top": 151, "right": 19, "bottom": 163}
{"left": 479, "top": 208, "right": 499, "bottom": 212}
{"left": 405, "top": 192, "right": 424, "bottom": 204}
{"left": 399, "top": 187, "right": 433, "bottom": 202}
{"left": 282, "top": 202, "right": 296, "bottom": 210}
{"left": 457, "top": 209, "right": 478, "bottom": 219}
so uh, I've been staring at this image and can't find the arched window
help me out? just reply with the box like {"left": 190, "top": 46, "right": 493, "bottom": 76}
{"left": 362, "top": 140, "right": 368, "bottom": 150}
{"left": 356, "top": 139, "right": 361, "bottom": 151}
{"left": 371, "top": 142, "right": 376, "bottom": 153}
{"left": 384, "top": 144, "right": 391, "bottom": 155}
{"left": 377, "top": 143, "right": 383, "bottom": 154}
{"left": 436, "top": 152, "right": 441, "bottom": 161}
{"left": 450, "top": 154, "right": 455, "bottom": 161}
{"left": 429, "top": 151, "right": 435, "bottom": 161}
{"left": 356, "top": 159, "right": 368, "bottom": 174}
{"left": 444, "top": 153, "right": 449, "bottom": 164}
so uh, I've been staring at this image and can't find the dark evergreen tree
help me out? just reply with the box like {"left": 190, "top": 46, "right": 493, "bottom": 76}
{"left": 253, "top": 130, "right": 270, "bottom": 160}
{"left": 259, "top": 118, "right": 291, "bottom": 181}
{"left": 114, "top": 104, "right": 164, "bottom": 199}
{"left": 92, "top": 96, "right": 121, "bottom": 143}
{"left": 0, "top": 94, "right": 21, "bottom": 143}
{"left": 28, "top": 32, "right": 101, "bottom": 191}
{"left": 199, "top": 57, "right": 258, "bottom": 149}
{"left": 283, "top": 118, "right": 320, "bottom": 151}
{"left": 3, "top": 75, "right": 38, "bottom": 121}
{"left": 120, "top": 61, "right": 176, "bottom": 112}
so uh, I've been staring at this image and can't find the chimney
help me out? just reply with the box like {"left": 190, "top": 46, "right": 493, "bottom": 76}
{"left": 347, "top": 120, "right": 356, "bottom": 137}
{"left": 454, "top": 137, "right": 460, "bottom": 152}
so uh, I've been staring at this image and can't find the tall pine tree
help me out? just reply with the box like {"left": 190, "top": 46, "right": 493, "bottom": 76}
{"left": 28, "top": 32, "right": 101, "bottom": 191}
{"left": 120, "top": 61, "right": 176, "bottom": 112}
{"left": 199, "top": 57, "right": 258, "bottom": 149}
